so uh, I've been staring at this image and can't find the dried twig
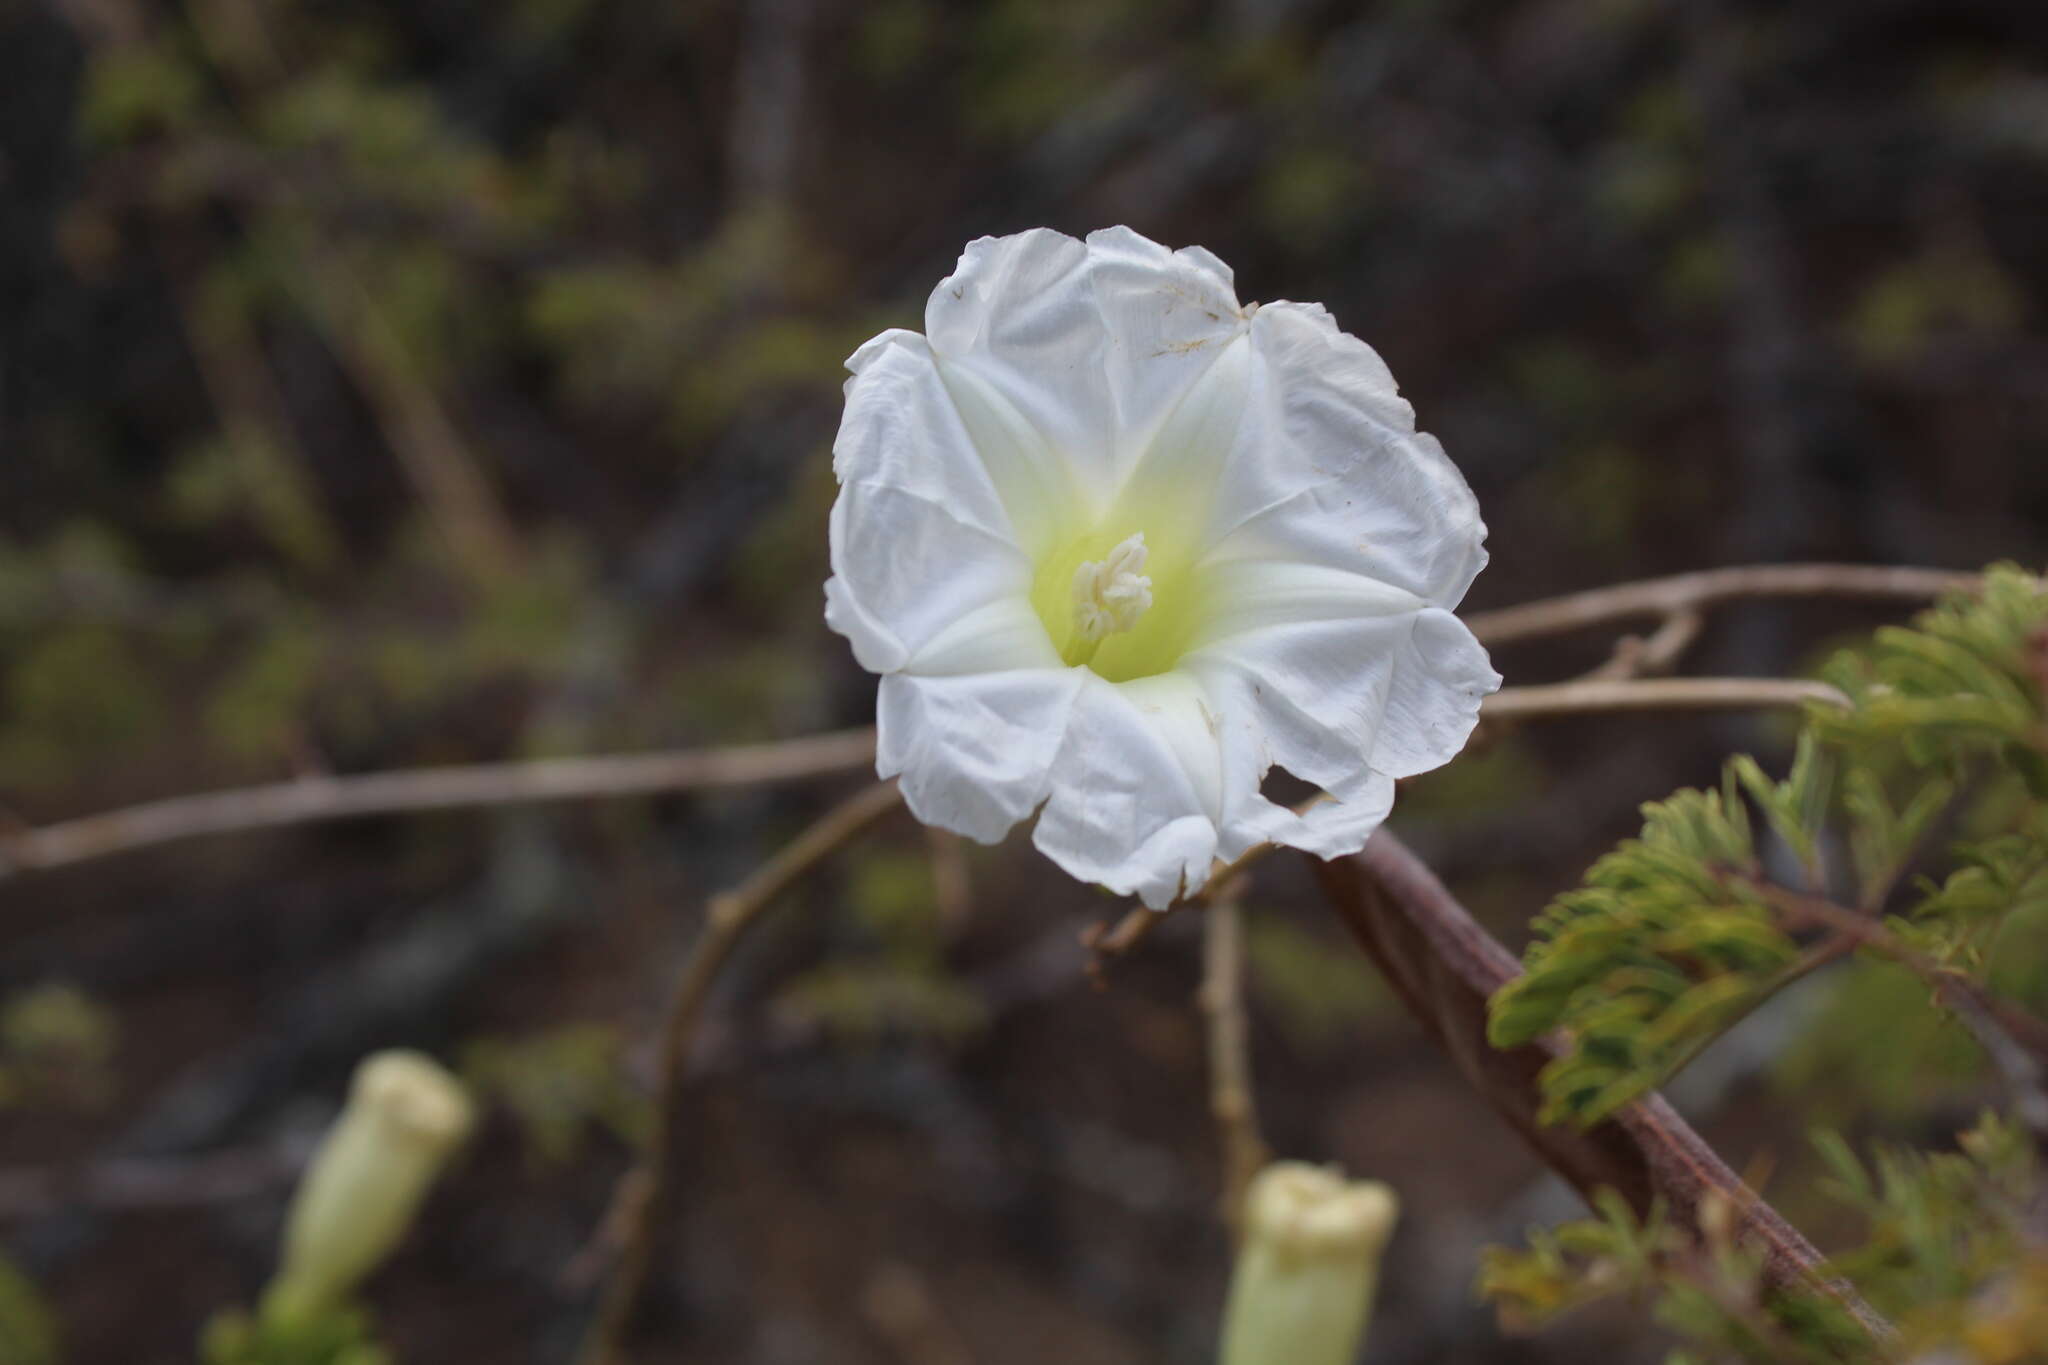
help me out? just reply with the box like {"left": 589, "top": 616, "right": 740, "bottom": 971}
{"left": 1199, "top": 896, "right": 1268, "bottom": 1240}
{"left": 575, "top": 780, "right": 905, "bottom": 1365}
{"left": 1079, "top": 823, "right": 1304, "bottom": 983}
{"left": 0, "top": 729, "right": 878, "bottom": 880}
{"left": 1588, "top": 608, "right": 1706, "bottom": 680}
{"left": 926, "top": 827, "right": 972, "bottom": 930}
{"left": 1313, "top": 831, "right": 1897, "bottom": 1345}
{"left": 1482, "top": 675, "right": 1846, "bottom": 719}
{"left": 1464, "top": 563, "right": 1978, "bottom": 647}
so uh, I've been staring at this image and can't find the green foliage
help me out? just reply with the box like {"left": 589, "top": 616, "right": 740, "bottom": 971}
{"left": 1487, "top": 763, "right": 1801, "bottom": 1125}
{"left": 1815, "top": 565, "right": 2048, "bottom": 788}
{"left": 203, "top": 617, "right": 325, "bottom": 762}
{"left": 200, "top": 1303, "right": 388, "bottom": 1365}
{"left": 0, "top": 1255, "right": 60, "bottom": 1365}
{"left": 0, "top": 983, "right": 118, "bottom": 1111}
{"left": 525, "top": 212, "right": 856, "bottom": 442}
{"left": 1396, "top": 734, "right": 1545, "bottom": 820}
{"left": 965, "top": 0, "right": 1160, "bottom": 140}
{"left": 843, "top": 849, "right": 943, "bottom": 945}
{"left": 0, "top": 625, "right": 168, "bottom": 788}
{"left": 770, "top": 962, "right": 988, "bottom": 1049}
{"left": 253, "top": 67, "right": 556, "bottom": 235}
{"left": 1480, "top": 1188, "right": 1674, "bottom": 1333}
{"left": 1480, "top": 1186, "right": 1869, "bottom": 1362}
{"left": 853, "top": 0, "right": 939, "bottom": 84}
{"left": 1484, "top": 1115, "right": 2046, "bottom": 1363}
{"left": 1243, "top": 913, "right": 1390, "bottom": 1050}
{"left": 165, "top": 431, "right": 342, "bottom": 574}
{"left": 1813, "top": 1113, "right": 2039, "bottom": 1322}
{"left": 1847, "top": 248, "right": 2024, "bottom": 366}
{"left": 1907, "top": 803, "right": 2048, "bottom": 969}
{"left": 462, "top": 1023, "right": 648, "bottom": 1168}
{"left": 1773, "top": 959, "right": 1987, "bottom": 1120}
{"left": 81, "top": 40, "right": 206, "bottom": 143}
{"left": 1490, "top": 567, "right": 2048, "bottom": 1128}
{"left": 1255, "top": 146, "right": 1368, "bottom": 251}
{"left": 770, "top": 847, "right": 987, "bottom": 1049}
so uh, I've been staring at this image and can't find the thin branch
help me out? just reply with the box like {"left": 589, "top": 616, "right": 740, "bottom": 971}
{"left": 1200, "top": 896, "right": 1268, "bottom": 1241}
{"left": 1080, "top": 813, "right": 1311, "bottom": 982}
{"left": 576, "top": 780, "right": 904, "bottom": 1365}
{"left": 0, "top": 1142, "right": 304, "bottom": 1220}
{"left": 0, "top": 729, "right": 878, "bottom": 880}
{"left": 1587, "top": 608, "right": 1706, "bottom": 681}
{"left": 926, "top": 826, "right": 972, "bottom": 930}
{"left": 1, "top": 565, "right": 1972, "bottom": 882}
{"left": 1313, "top": 831, "right": 1897, "bottom": 1345}
{"left": 1481, "top": 676, "right": 1847, "bottom": 720}
{"left": 1464, "top": 563, "right": 1980, "bottom": 648}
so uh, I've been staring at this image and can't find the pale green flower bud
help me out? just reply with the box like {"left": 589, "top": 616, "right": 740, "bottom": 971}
{"left": 264, "top": 1050, "right": 475, "bottom": 1324}
{"left": 1219, "top": 1161, "right": 1399, "bottom": 1365}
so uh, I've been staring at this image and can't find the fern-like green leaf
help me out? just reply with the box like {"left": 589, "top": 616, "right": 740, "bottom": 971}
{"left": 1489, "top": 776, "right": 1801, "bottom": 1126}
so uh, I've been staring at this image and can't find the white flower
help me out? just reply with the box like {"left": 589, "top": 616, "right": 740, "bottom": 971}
{"left": 825, "top": 227, "right": 1498, "bottom": 909}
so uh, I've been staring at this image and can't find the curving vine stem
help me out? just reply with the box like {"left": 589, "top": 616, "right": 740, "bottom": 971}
{"left": 1314, "top": 830, "right": 1898, "bottom": 1347}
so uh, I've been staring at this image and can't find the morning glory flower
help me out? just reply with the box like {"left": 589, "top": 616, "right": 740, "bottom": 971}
{"left": 825, "top": 227, "right": 1498, "bottom": 909}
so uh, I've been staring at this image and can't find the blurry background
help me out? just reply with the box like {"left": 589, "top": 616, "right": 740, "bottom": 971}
{"left": 2, "top": 0, "right": 2046, "bottom": 1360}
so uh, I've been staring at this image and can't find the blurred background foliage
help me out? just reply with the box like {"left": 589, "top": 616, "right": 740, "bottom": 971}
{"left": 1, "top": 0, "right": 2045, "bottom": 1361}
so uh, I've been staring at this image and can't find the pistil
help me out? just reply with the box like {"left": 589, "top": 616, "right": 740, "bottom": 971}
{"left": 1065, "top": 532, "right": 1153, "bottom": 667}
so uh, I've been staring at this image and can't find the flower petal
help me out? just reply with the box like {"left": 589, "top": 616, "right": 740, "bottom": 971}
{"left": 825, "top": 481, "right": 1030, "bottom": 675}
{"left": 878, "top": 668, "right": 1085, "bottom": 844}
{"left": 1031, "top": 672, "right": 1223, "bottom": 909}
{"left": 837, "top": 330, "right": 1018, "bottom": 543}
{"left": 1364, "top": 605, "right": 1501, "bottom": 780}
{"left": 1190, "top": 596, "right": 1496, "bottom": 787}
{"left": 1189, "top": 558, "right": 1425, "bottom": 646}
{"left": 1203, "top": 301, "right": 1489, "bottom": 608}
{"left": 924, "top": 228, "right": 1250, "bottom": 526}
{"left": 907, "top": 594, "right": 1060, "bottom": 676}
{"left": 827, "top": 331, "right": 1034, "bottom": 673}
{"left": 1186, "top": 660, "right": 1399, "bottom": 862}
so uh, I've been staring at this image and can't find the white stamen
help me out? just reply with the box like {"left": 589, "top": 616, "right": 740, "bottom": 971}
{"left": 1071, "top": 532, "right": 1154, "bottom": 646}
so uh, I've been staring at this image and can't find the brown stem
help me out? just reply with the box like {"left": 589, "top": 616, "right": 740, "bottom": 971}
{"left": 1313, "top": 831, "right": 1896, "bottom": 1345}
{"left": 1199, "top": 897, "right": 1269, "bottom": 1240}
{"left": 0, "top": 729, "right": 879, "bottom": 881}
{"left": 1464, "top": 562, "right": 1982, "bottom": 647}
{"left": 575, "top": 781, "right": 904, "bottom": 1365}
{"left": 1483, "top": 676, "right": 1845, "bottom": 719}
{"left": 1586, "top": 608, "right": 1707, "bottom": 681}
{"left": 1080, "top": 826, "right": 1296, "bottom": 983}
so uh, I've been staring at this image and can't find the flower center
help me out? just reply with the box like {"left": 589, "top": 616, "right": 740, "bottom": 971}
{"left": 1065, "top": 533, "right": 1153, "bottom": 664}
